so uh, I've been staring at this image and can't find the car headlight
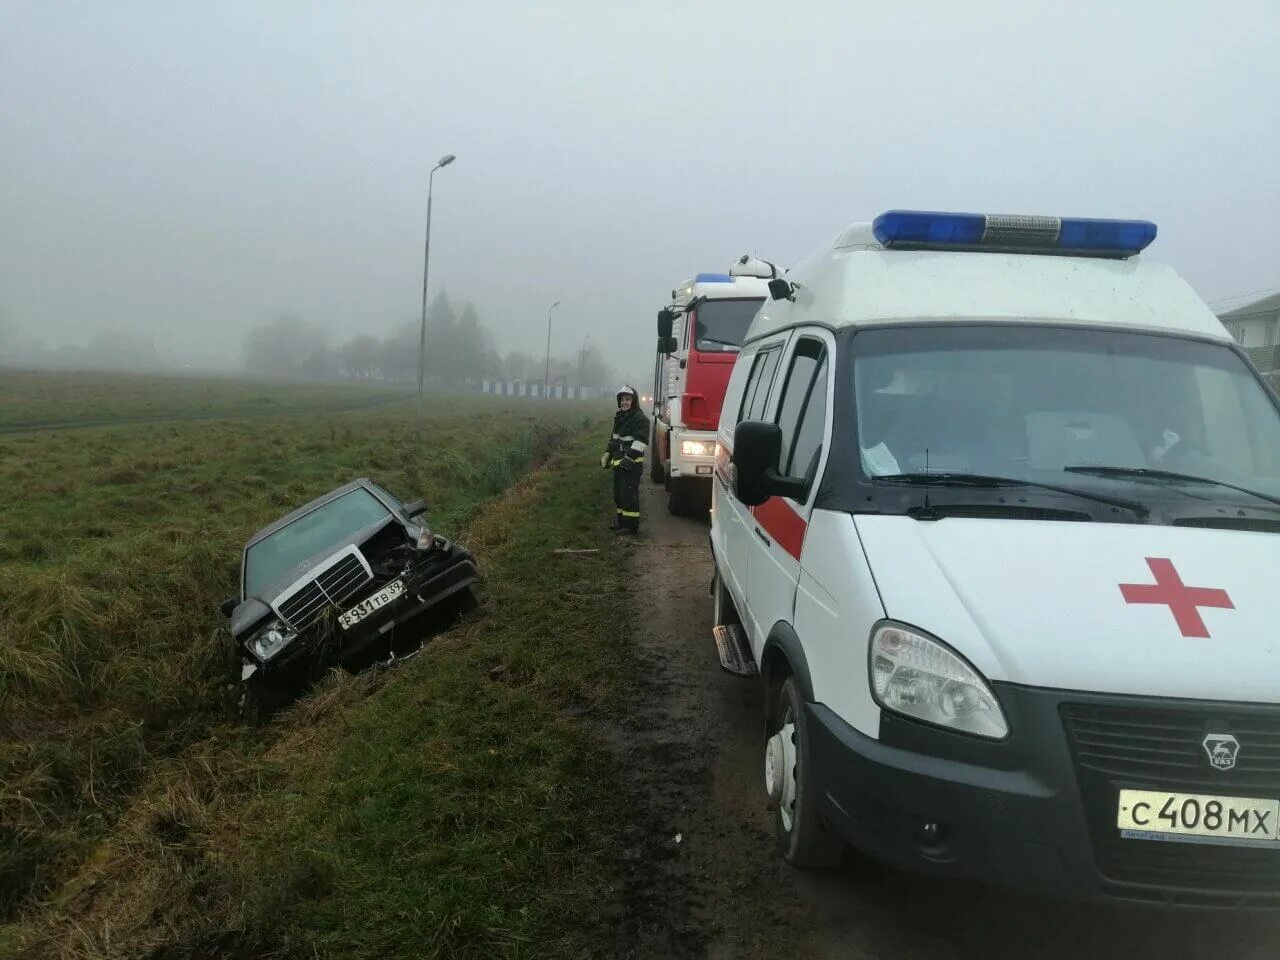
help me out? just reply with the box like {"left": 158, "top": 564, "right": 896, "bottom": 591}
{"left": 680, "top": 440, "right": 716, "bottom": 457}
{"left": 869, "top": 622, "right": 1008, "bottom": 739}
{"left": 249, "top": 623, "right": 296, "bottom": 661}
{"left": 415, "top": 525, "right": 436, "bottom": 551}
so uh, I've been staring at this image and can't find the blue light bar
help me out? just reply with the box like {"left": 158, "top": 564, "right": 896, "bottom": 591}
{"left": 871, "top": 210, "right": 1157, "bottom": 258}
{"left": 694, "top": 272, "right": 734, "bottom": 283}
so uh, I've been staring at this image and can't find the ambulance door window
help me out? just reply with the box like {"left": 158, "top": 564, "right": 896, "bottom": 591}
{"left": 723, "top": 347, "right": 756, "bottom": 428}
{"left": 783, "top": 352, "right": 829, "bottom": 483}
{"left": 740, "top": 346, "right": 782, "bottom": 422}
{"left": 774, "top": 339, "right": 825, "bottom": 475}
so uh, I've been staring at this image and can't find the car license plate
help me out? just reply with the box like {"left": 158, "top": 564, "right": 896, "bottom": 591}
{"left": 339, "top": 579, "right": 405, "bottom": 630}
{"left": 1117, "top": 788, "right": 1280, "bottom": 848}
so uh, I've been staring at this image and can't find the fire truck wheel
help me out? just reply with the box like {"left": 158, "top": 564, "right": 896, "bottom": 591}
{"left": 769, "top": 676, "right": 844, "bottom": 868}
{"left": 649, "top": 429, "right": 665, "bottom": 484}
{"left": 667, "top": 478, "right": 701, "bottom": 517}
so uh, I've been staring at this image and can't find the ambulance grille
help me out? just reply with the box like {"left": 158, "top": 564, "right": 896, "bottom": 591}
{"left": 1064, "top": 702, "right": 1280, "bottom": 900}
{"left": 1063, "top": 703, "right": 1280, "bottom": 791}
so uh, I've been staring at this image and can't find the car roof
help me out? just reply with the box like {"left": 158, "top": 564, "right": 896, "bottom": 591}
{"left": 245, "top": 478, "right": 383, "bottom": 548}
{"left": 745, "top": 223, "right": 1228, "bottom": 344}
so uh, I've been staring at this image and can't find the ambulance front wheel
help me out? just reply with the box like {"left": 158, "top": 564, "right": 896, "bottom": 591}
{"left": 770, "top": 676, "right": 844, "bottom": 868}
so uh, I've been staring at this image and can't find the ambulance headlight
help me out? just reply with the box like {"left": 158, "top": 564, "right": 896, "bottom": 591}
{"left": 869, "top": 622, "right": 1008, "bottom": 739}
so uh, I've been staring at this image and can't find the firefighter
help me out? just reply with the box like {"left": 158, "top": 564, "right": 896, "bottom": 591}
{"left": 601, "top": 384, "right": 648, "bottom": 533}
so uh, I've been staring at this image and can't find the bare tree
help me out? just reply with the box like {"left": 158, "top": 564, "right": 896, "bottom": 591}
{"left": 338, "top": 335, "right": 379, "bottom": 378}
{"left": 243, "top": 313, "right": 329, "bottom": 378}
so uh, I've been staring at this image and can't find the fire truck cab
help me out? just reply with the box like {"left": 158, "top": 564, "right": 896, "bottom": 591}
{"left": 651, "top": 257, "right": 777, "bottom": 516}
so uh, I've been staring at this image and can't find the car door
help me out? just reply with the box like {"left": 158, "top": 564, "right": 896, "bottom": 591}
{"left": 720, "top": 336, "right": 788, "bottom": 639}
{"left": 745, "top": 333, "right": 832, "bottom": 647}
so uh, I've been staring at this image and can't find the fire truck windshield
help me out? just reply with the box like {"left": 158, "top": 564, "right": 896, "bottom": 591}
{"left": 690, "top": 298, "right": 762, "bottom": 352}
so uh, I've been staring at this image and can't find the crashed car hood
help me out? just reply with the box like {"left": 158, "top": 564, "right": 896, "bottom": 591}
{"left": 853, "top": 515, "right": 1280, "bottom": 703}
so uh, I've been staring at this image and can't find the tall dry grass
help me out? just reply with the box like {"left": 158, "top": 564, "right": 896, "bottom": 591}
{"left": 0, "top": 393, "right": 589, "bottom": 924}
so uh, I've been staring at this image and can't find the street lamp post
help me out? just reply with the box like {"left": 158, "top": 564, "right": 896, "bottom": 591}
{"left": 542, "top": 300, "right": 560, "bottom": 399}
{"left": 417, "top": 153, "right": 456, "bottom": 416}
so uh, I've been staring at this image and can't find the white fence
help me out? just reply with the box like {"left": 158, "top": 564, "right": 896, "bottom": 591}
{"left": 480, "top": 380, "right": 600, "bottom": 400}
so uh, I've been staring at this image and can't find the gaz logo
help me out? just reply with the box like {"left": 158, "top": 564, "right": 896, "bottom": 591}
{"left": 1203, "top": 734, "right": 1240, "bottom": 772}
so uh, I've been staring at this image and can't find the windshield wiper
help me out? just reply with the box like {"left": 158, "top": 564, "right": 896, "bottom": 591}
{"left": 876, "top": 472, "right": 1149, "bottom": 517}
{"left": 1064, "top": 465, "right": 1280, "bottom": 508}
{"left": 697, "top": 336, "right": 739, "bottom": 348}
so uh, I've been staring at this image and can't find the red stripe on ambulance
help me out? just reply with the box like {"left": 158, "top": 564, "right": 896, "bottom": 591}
{"left": 751, "top": 497, "right": 807, "bottom": 561}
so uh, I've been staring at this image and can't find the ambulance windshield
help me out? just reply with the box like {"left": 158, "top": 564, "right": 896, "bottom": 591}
{"left": 690, "top": 298, "right": 761, "bottom": 352}
{"left": 852, "top": 325, "right": 1280, "bottom": 505}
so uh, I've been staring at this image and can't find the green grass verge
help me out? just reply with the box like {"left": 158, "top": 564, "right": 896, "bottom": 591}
{"left": 0, "top": 393, "right": 598, "bottom": 923}
{"left": 0, "top": 369, "right": 411, "bottom": 429}
{"left": 2, "top": 428, "right": 630, "bottom": 959}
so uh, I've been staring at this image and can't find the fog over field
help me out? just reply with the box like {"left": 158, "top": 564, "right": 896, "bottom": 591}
{"left": 2, "top": 0, "right": 1277, "bottom": 386}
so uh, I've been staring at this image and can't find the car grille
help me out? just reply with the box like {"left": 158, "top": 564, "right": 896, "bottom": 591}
{"left": 275, "top": 551, "right": 372, "bottom": 630}
{"left": 1063, "top": 702, "right": 1280, "bottom": 902}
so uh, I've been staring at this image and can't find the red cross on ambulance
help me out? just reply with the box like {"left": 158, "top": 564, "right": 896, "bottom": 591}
{"left": 1119, "top": 557, "right": 1234, "bottom": 638}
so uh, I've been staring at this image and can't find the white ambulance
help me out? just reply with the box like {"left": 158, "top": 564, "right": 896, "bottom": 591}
{"left": 710, "top": 209, "right": 1280, "bottom": 906}
{"left": 651, "top": 259, "right": 777, "bottom": 515}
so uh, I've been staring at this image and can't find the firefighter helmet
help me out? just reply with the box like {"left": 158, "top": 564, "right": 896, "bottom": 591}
{"left": 615, "top": 384, "right": 639, "bottom": 407}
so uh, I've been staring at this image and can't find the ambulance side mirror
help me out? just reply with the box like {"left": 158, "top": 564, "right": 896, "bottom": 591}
{"left": 732, "top": 420, "right": 808, "bottom": 507}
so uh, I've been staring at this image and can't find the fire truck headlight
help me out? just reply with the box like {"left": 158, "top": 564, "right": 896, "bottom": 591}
{"left": 680, "top": 440, "right": 716, "bottom": 458}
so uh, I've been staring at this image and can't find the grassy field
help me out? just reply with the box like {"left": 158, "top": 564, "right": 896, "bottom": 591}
{"left": 3, "top": 431, "right": 634, "bottom": 959}
{"left": 0, "top": 369, "right": 408, "bottom": 429}
{"left": 0, "top": 376, "right": 616, "bottom": 956}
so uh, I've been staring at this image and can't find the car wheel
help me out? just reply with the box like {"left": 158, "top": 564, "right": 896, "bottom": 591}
{"left": 767, "top": 676, "right": 843, "bottom": 867}
{"left": 241, "top": 678, "right": 285, "bottom": 726}
{"left": 452, "top": 586, "right": 479, "bottom": 614}
{"left": 712, "top": 568, "right": 739, "bottom": 627}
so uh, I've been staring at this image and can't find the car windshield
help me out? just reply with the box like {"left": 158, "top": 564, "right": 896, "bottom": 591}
{"left": 690, "top": 298, "right": 761, "bottom": 352}
{"left": 244, "top": 488, "right": 391, "bottom": 596}
{"left": 852, "top": 324, "right": 1280, "bottom": 507}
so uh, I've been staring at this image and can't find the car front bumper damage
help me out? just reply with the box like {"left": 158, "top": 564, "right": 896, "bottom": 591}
{"left": 246, "top": 540, "right": 479, "bottom": 682}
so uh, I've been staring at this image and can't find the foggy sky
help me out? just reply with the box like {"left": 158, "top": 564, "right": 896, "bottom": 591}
{"left": 3, "top": 0, "right": 1278, "bottom": 381}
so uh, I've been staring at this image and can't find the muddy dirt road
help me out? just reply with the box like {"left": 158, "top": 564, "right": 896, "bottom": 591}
{"left": 620, "top": 480, "right": 1280, "bottom": 960}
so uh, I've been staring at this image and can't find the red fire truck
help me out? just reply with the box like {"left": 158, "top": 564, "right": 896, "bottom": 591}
{"left": 650, "top": 256, "right": 779, "bottom": 515}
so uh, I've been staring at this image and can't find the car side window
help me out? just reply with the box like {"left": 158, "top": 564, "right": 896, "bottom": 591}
{"left": 740, "top": 346, "right": 782, "bottom": 422}
{"left": 779, "top": 345, "right": 828, "bottom": 481}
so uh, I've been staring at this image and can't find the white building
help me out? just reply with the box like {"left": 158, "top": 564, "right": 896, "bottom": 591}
{"left": 1218, "top": 292, "right": 1280, "bottom": 348}
{"left": 1217, "top": 292, "right": 1280, "bottom": 377}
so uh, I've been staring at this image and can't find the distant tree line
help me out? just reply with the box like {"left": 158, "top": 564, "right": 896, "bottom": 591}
{"left": 241, "top": 292, "right": 617, "bottom": 389}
